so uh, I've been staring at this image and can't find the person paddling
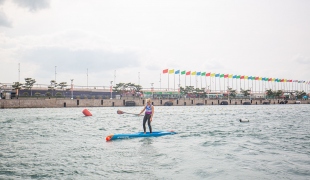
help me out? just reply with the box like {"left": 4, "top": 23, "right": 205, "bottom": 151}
{"left": 138, "top": 98, "right": 154, "bottom": 134}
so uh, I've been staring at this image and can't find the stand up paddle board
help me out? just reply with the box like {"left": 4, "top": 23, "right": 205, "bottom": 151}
{"left": 106, "top": 131, "right": 176, "bottom": 141}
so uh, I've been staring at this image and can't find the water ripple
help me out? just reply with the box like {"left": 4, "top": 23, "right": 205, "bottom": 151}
{"left": 0, "top": 105, "right": 309, "bottom": 179}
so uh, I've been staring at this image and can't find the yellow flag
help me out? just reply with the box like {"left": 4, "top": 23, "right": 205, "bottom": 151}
{"left": 169, "top": 69, "right": 174, "bottom": 74}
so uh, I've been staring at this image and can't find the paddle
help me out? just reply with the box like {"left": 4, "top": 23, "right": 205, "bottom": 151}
{"left": 117, "top": 109, "right": 141, "bottom": 116}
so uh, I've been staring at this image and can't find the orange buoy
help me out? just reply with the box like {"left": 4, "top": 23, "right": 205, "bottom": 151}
{"left": 82, "top": 109, "right": 92, "bottom": 116}
{"left": 106, "top": 136, "right": 111, "bottom": 141}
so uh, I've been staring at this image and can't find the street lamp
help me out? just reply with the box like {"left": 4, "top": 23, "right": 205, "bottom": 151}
{"left": 71, "top": 79, "right": 74, "bottom": 99}
{"left": 55, "top": 66, "right": 57, "bottom": 82}
{"left": 249, "top": 87, "right": 252, "bottom": 101}
{"left": 0, "top": 83, "right": 2, "bottom": 99}
{"left": 178, "top": 84, "right": 180, "bottom": 98}
{"left": 110, "top": 81, "right": 113, "bottom": 99}
{"left": 151, "top": 83, "right": 154, "bottom": 98}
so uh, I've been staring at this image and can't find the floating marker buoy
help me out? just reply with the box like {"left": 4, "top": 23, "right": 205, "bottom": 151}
{"left": 106, "top": 135, "right": 113, "bottom": 141}
{"left": 239, "top": 119, "right": 249, "bottom": 122}
{"left": 82, "top": 109, "right": 92, "bottom": 116}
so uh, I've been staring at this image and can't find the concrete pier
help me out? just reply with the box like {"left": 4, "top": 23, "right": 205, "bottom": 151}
{"left": 0, "top": 98, "right": 309, "bottom": 109}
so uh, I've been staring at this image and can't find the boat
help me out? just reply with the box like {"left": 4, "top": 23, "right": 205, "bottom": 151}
{"left": 106, "top": 131, "right": 176, "bottom": 141}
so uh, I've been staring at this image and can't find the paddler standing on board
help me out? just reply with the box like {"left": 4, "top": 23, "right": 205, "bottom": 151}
{"left": 138, "top": 98, "right": 154, "bottom": 134}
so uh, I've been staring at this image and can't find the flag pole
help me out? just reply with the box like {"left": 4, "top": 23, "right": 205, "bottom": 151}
{"left": 210, "top": 75, "right": 211, "bottom": 92}
{"left": 160, "top": 73, "right": 161, "bottom": 90}
{"left": 185, "top": 72, "right": 186, "bottom": 87}
{"left": 190, "top": 73, "right": 191, "bottom": 87}
{"left": 174, "top": 73, "right": 175, "bottom": 91}
{"left": 168, "top": 73, "right": 169, "bottom": 91}
{"left": 179, "top": 73, "right": 180, "bottom": 89}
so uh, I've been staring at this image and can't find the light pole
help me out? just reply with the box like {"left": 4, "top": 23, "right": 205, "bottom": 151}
{"left": 110, "top": 81, "right": 113, "bottom": 99}
{"left": 0, "top": 83, "right": 2, "bottom": 99}
{"left": 55, "top": 66, "right": 57, "bottom": 82}
{"left": 178, "top": 84, "right": 180, "bottom": 99}
{"left": 250, "top": 87, "right": 252, "bottom": 101}
{"left": 138, "top": 72, "right": 140, "bottom": 86}
{"left": 71, "top": 79, "right": 74, "bottom": 99}
{"left": 87, "top": 68, "right": 88, "bottom": 89}
{"left": 151, "top": 83, "right": 154, "bottom": 98}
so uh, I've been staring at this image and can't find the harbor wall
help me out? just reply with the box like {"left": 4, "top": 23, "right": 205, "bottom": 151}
{"left": 0, "top": 98, "right": 309, "bottom": 109}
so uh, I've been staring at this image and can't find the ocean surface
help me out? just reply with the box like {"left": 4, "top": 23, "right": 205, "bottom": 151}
{"left": 0, "top": 105, "right": 309, "bottom": 180}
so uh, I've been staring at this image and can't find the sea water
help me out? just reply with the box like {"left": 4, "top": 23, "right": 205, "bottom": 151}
{"left": 0, "top": 105, "right": 309, "bottom": 179}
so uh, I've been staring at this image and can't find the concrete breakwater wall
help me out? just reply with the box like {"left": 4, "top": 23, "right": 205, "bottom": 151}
{"left": 0, "top": 98, "right": 309, "bottom": 109}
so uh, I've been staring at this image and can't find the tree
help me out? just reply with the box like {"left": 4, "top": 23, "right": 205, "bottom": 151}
{"left": 34, "top": 92, "right": 41, "bottom": 97}
{"left": 240, "top": 88, "right": 251, "bottom": 98}
{"left": 12, "top": 82, "right": 23, "bottom": 97}
{"left": 193, "top": 88, "right": 205, "bottom": 98}
{"left": 113, "top": 82, "right": 143, "bottom": 95}
{"left": 23, "top": 78, "right": 36, "bottom": 96}
{"left": 55, "top": 92, "right": 62, "bottom": 98}
{"left": 227, "top": 87, "right": 237, "bottom": 98}
{"left": 58, "top": 82, "right": 68, "bottom": 97}
{"left": 180, "top": 86, "right": 195, "bottom": 97}
{"left": 265, "top": 89, "right": 274, "bottom": 98}
{"left": 12, "top": 82, "right": 23, "bottom": 90}
{"left": 274, "top": 90, "right": 283, "bottom": 99}
{"left": 295, "top": 91, "right": 306, "bottom": 99}
{"left": 113, "top": 83, "right": 127, "bottom": 94}
{"left": 48, "top": 80, "right": 57, "bottom": 96}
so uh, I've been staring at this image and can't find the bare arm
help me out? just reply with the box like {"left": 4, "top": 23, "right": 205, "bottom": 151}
{"left": 138, "top": 106, "right": 146, "bottom": 116}
{"left": 150, "top": 106, "right": 154, "bottom": 121}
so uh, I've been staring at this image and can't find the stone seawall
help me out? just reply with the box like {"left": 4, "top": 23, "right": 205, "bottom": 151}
{"left": 0, "top": 98, "right": 309, "bottom": 109}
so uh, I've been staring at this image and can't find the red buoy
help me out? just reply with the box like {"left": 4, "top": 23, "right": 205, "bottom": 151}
{"left": 82, "top": 109, "right": 92, "bottom": 116}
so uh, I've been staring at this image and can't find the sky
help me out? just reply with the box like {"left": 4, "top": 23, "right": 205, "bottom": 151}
{"left": 0, "top": 0, "right": 310, "bottom": 90}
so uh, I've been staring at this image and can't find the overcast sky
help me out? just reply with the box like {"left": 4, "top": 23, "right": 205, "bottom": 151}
{"left": 0, "top": 0, "right": 309, "bottom": 90}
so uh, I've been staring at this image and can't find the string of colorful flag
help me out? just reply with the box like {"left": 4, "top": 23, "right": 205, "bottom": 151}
{"left": 162, "top": 69, "right": 309, "bottom": 83}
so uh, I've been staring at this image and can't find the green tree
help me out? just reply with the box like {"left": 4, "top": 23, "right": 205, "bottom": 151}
{"left": 55, "top": 92, "right": 62, "bottom": 98}
{"left": 58, "top": 82, "right": 68, "bottom": 97}
{"left": 23, "top": 78, "right": 36, "bottom": 96}
{"left": 12, "top": 82, "right": 23, "bottom": 90}
{"left": 45, "top": 92, "right": 52, "bottom": 97}
{"left": 227, "top": 88, "right": 237, "bottom": 98}
{"left": 295, "top": 91, "right": 306, "bottom": 99}
{"left": 113, "top": 83, "right": 127, "bottom": 94}
{"left": 180, "top": 86, "right": 195, "bottom": 97}
{"left": 113, "top": 82, "right": 143, "bottom": 95}
{"left": 240, "top": 88, "right": 251, "bottom": 98}
{"left": 193, "top": 88, "right": 205, "bottom": 98}
{"left": 274, "top": 90, "right": 283, "bottom": 98}
{"left": 12, "top": 82, "right": 23, "bottom": 97}
{"left": 34, "top": 92, "right": 41, "bottom": 97}
{"left": 265, "top": 89, "right": 274, "bottom": 98}
{"left": 48, "top": 80, "right": 57, "bottom": 96}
